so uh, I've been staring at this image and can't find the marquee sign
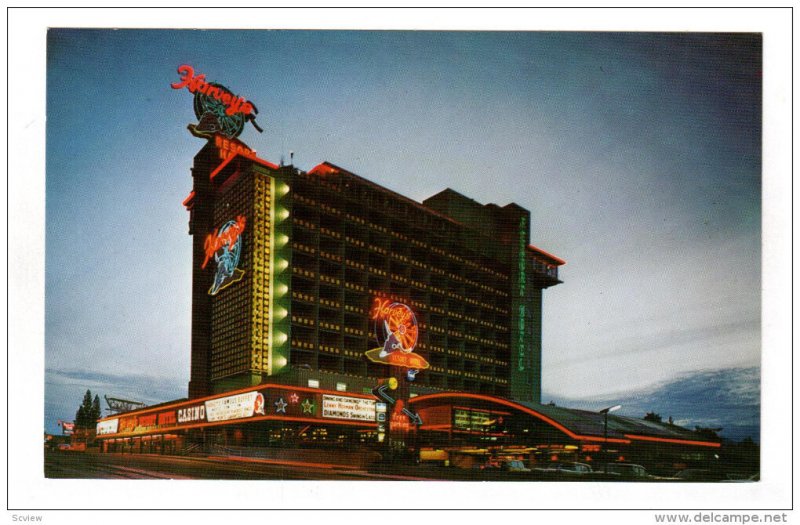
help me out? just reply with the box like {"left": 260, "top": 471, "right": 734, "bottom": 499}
{"left": 203, "top": 216, "right": 246, "bottom": 295}
{"left": 205, "top": 391, "right": 265, "bottom": 422}
{"left": 322, "top": 394, "right": 376, "bottom": 422}
{"left": 96, "top": 418, "right": 119, "bottom": 435}
{"left": 365, "top": 298, "right": 429, "bottom": 370}
{"left": 171, "top": 64, "right": 263, "bottom": 139}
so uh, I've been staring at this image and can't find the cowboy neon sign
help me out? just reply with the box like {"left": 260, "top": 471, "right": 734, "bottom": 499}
{"left": 365, "top": 298, "right": 429, "bottom": 370}
{"left": 203, "top": 215, "right": 246, "bottom": 295}
{"left": 171, "top": 65, "right": 256, "bottom": 117}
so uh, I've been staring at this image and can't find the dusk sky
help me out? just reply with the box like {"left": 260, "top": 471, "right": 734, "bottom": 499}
{"left": 44, "top": 29, "right": 761, "bottom": 435}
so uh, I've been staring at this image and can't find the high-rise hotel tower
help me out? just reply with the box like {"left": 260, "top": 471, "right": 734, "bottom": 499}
{"left": 185, "top": 136, "right": 563, "bottom": 403}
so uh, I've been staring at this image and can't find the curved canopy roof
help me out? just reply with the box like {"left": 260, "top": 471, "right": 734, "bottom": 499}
{"left": 410, "top": 392, "right": 720, "bottom": 448}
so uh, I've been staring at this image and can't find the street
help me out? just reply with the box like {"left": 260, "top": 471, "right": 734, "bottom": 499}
{"left": 44, "top": 449, "right": 435, "bottom": 480}
{"left": 44, "top": 449, "right": 697, "bottom": 481}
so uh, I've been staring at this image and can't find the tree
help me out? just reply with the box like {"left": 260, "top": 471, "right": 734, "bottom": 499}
{"left": 694, "top": 426, "right": 723, "bottom": 440}
{"left": 92, "top": 395, "right": 102, "bottom": 422}
{"left": 75, "top": 389, "right": 100, "bottom": 429}
{"left": 643, "top": 412, "right": 662, "bottom": 423}
{"left": 75, "top": 404, "right": 87, "bottom": 428}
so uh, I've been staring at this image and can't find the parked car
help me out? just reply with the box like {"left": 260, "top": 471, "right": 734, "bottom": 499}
{"left": 502, "top": 460, "right": 531, "bottom": 473}
{"left": 557, "top": 462, "right": 593, "bottom": 475}
{"left": 673, "top": 469, "right": 731, "bottom": 482}
{"left": 478, "top": 457, "right": 502, "bottom": 470}
{"left": 605, "top": 463, "right": 649, "bottom": 479}
{"left": 535, "top": 462, "right": 593, "bottom": 475}
{"left": 722, "top": 473, "right": 760, "bottom": 482}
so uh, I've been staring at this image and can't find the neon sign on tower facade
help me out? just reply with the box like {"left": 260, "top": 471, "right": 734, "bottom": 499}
{"left": 203, "top": 215, "right": 246, "bottom": 296}
{"left": 517, "top": 215, "right": 527, "bottom": 372}
{"left": 365, "top": 298, "right": 429, "bottom": 370}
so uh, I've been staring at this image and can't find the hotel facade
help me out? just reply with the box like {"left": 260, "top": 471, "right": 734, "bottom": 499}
{"left": 92, "top": 68, "right": 721, "bottom": 473}
{"left": 185, "top": 135, "right": 563, "bottom": 403}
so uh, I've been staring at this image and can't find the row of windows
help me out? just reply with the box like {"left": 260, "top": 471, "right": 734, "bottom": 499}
{"left": 293, "top": 191, "right": 509, "bottom": 281}
{"left": 293, "top": 218, "right": 510, "bottom": 297}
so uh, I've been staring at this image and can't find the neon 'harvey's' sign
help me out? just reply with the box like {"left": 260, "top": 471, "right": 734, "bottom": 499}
{"left": 364, "top": 299, "right": 429, "bottom": 370}
{"left": 171, "top": 64, "right": 263, "bottom": 139}
{"left": 203, "top": 215, "right": 246, "bottom": 295}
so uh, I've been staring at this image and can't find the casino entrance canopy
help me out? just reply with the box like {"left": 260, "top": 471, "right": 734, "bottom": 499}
{"left": 409, "top": 392, "right": 722, "bottom": 449}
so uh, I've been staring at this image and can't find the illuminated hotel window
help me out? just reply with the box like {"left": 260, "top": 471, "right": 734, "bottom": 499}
{"left": 336, "top": 382, "right": 346, "bottom": 392}
{"left": 308, "top": 379, "right": 320, "bottom": 388}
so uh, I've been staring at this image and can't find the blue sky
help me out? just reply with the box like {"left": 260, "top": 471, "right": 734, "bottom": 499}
{"left": 45, "top": 30, "right": 761, "bottom": 436}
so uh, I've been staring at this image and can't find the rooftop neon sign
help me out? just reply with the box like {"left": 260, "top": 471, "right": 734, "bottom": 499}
{"left": 171, "top": 64, "right": 263, "bottom": 139}
{"left": 172, "top": 65, "right": 256, "bottom": 116}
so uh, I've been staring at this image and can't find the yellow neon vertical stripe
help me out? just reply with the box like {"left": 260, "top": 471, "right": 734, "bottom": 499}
{"left": 267, "top": 175, "right": 276, "bottom": 375}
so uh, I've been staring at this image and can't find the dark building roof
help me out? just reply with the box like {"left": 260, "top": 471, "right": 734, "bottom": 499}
{"left": 519, "top": 401, "right": 717, "bottom": 443}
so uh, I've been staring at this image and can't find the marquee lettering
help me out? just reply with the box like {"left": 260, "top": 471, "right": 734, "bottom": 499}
{"left": 177, "top": 405, "right": 206, "bottom": 424}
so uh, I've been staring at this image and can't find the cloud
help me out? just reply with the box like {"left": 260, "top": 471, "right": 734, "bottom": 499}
{"left": 548, "top": 317, "right": 760, "bottom": 368}
{"left": 543, "top": 366, "right": 760, "bottom": 442}
{"left": 44, "top": 368, "right": 186, "bottom": 435}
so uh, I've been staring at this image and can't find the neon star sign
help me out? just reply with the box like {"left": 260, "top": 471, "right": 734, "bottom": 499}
{"left": 301, "top": 399, "right": 315, "bottom": 414}
{"left": 365, "top": 299, "right": 429, "bottom": 370}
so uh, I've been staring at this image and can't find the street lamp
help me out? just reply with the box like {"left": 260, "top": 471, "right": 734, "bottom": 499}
{"left": 599, "top": 405, "right": 621, "bottom": 474}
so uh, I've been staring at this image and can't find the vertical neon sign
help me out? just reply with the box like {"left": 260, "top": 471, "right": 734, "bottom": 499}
{"left": 204, "top": 216, "right": 247, "bottom": 295}
{"left": 267, "top": 176, "right": 277, "bottom": 373}
{"left": 517, "top": 216, "right": 527, "bottom": 372}
{"left": 251, "top": 170, "right": 291, "bottom": 376}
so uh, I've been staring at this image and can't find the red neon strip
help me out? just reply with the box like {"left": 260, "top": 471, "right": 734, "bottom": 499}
{"left": 451, "top": 429, "right": 508, "bottom": 437}
{"left": 410, "top": 392, "right": 630, "bottom": 444}
{"left": 209, "top": 155, "right": 235, "bottom": 181}
{"left": 182, "top": 191, "right": 195, "bottom": 207}
{"left": 420, "top": 424, "right": 452, "bottom": 430}
{"left": 250, "top": 155, "right": 280, "bottom": 171}
{"left": 210, "top": 153, "right": 280, "bottom": 182}
{"left": 526, "top": 244, "right": 566, "bottom": 265}
{"left": 421, "top": 427, "right": 454, "bottom": 434}
{"left": 624, "top": 434, "right": 721, "bottom": 448}
{"left": 308, "top": 163, "right": 338, "bottom": 176}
